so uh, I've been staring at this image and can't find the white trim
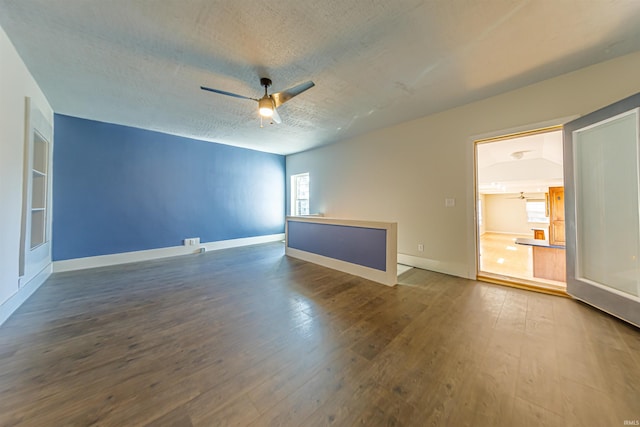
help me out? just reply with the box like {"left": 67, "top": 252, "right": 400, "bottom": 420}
{"left": 286, "top": 247, "right": 396, "bottom": 286}
{"left": 201, "top": 233, "right": 285, "bottom": 251}
{"left": 291, "top": 172, "right": 310, "bottom": 216}
{"left": 576, "top": 275, "right": 640, "bottom": 303}
{"left": 0, "top": 263, "right": 51, "bottom": 326}
{"left": 469, "top": 115, "right": 578, "bottom": 143}
{"left": 467, "top": 115, "right": 580, "bottom": 281}
{"left": 53, "top": 234, "right": 285, "bottom": 273}
{"left": 397, "top": 253, "right": 471, "bottom": 279}
{"left": 286, "top": 215, "right": 395, "bottom": 229}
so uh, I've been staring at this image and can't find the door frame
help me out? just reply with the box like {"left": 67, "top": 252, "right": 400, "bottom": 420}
{"left": 472, "top": 123, "right": 568, "bottom": 296}
{"left": 19, "top": 97, "right": 53, "bottom": 286}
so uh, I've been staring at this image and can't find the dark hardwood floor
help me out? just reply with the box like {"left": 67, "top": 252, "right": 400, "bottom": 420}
{"left": 0, "top": 242, "right": 638, "bottom": 426}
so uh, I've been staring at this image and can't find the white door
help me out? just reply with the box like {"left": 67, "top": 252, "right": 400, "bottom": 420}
{"left": 563, "top": 92, "right": 640, "bottom": 327}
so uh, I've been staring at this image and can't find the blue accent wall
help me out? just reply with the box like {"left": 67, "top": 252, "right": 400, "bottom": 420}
{"left": 53, "top": 115, "right": 285, "bottom": 261}
{"left": 287, "top": 221, "right": 387, "bottom": 271}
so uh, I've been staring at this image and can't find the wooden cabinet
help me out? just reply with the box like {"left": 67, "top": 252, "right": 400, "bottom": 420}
{"left": 533, "top": 246, "right": 566, "bottom": 282}
{"left": 533, "top": 229, "right": 546, "bottom": 240}
{"left": 549, "top": 186, "right": 565, "bottom": 246}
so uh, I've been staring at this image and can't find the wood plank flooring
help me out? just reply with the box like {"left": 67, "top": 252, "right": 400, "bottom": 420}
{"left": 0, "top": 242, "right": 638, "bottom": 426}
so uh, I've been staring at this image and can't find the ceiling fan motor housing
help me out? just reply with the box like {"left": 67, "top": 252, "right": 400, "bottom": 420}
{"left": 260, "top": 78, "right": 272, "bottom": 88}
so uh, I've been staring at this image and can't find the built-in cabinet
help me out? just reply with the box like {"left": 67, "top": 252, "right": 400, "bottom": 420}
{"left": 519, "top": 185, "right": 566, "bottom": 283}
{"left": 532, "top": 244, "right": 566, "bottom": 282}
{"left": 30, "top": 132, "right": 48, "bottom": 249}
{"left": 531, "top": 185, "right": 567, "bottom": 282}
{"left": 19, "top": 98, "right": 53, "bottom": 285}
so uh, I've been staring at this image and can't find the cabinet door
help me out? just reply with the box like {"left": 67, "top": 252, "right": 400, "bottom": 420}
{"left": 549, "top": 187, "right": 565, "bottom": 245}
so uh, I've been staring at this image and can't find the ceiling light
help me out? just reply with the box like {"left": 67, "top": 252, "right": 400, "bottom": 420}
{"left": 259, "top": 97, "right": 274, "bottom": 117}
{"left": 510, "top": 150, "right": 532, "bottom": 160}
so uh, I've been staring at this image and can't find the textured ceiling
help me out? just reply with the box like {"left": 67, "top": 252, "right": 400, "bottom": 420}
{"left": 2, "top": 0, "right": 640, "bottom": 155}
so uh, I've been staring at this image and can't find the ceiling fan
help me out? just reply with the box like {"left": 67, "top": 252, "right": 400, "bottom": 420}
{"left": 508, "top": 192, "right": 530, "bottom": 199}
{"left": 200, "top": 78, "right": 315, "bottom": 125}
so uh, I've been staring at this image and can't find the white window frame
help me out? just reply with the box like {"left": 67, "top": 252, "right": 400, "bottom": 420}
{"left": 526, "top": 200, "right": 549, "bottom": 223}
{"left": 291, "top": 173, "right": 310, "bottom": 216}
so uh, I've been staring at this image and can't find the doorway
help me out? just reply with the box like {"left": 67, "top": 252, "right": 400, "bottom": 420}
{"left": 475, "top": 126, "right": 567, "bottom": 295}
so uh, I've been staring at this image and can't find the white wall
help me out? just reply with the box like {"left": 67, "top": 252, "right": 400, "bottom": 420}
{"left": 0, "top": 26, "right": 53, "bottom": 310}
{"left": 287, "top": 51, "right": 640, "bottom": 279}
{"left": 484, "top": 193, "right": 547, "bottom": 235}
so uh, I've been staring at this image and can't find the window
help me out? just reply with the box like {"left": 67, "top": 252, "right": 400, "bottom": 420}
{"left": 526, "top": 200, "right": 549, "bottom": 223}
{"left": 291, "top": 173, "right": 309, "bottom": 215}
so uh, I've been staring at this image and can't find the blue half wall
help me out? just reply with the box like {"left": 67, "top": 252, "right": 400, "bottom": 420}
{"left": 287, "top": 221, "right": 387, "bottom": 271}
{"left": 53, "top": 115, "right": 285, "bottom": 261}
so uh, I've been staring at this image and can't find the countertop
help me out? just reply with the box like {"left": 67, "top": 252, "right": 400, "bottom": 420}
{"left": 515, "top": 238, "right": 565, "bottom": 249}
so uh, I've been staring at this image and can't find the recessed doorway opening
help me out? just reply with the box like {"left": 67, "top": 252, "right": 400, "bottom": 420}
{"left": 475, "top": 126, "right": 567, "bottom": 296}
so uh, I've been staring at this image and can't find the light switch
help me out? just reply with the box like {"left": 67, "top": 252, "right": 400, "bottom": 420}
{"left": 445, "top": 198, "right": 455, "bottom": 207}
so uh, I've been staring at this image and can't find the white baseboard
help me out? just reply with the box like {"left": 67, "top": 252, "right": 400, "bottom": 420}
{"left": 285, "top": 247, "right": 397, "bottom": 287}
{"left": 397, "top": 253, "right": 472, "bottom": 279}
{"left": 53, "top": 233, "right": 285, "bottom": 273}
{"left": 201, "top": 234, "right": 285, "bottom": 251}
{"left": 0, "top": 263, "right": 51, "bottom": 326}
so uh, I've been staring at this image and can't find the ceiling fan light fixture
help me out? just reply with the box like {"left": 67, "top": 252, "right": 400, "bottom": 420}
{"left": 258, "top": 97, "right": 274, "bottom": 117}
{"left": 510, "top": 150, "right": 532, "bottom": 160}
{"left": 201, "top": 77, "right": 313, "bottom": 125}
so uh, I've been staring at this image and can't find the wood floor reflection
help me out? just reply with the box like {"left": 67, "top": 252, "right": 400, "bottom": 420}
{"left": 0, "top": 242, "right": 637, "bottom": 426}
{"left": 479, "top": 232, "right": 566, "bottom": 292}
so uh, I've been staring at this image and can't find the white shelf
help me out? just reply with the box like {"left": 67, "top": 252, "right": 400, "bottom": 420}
{"left": 29, "top": 131, "right": 48, "bottom": 250}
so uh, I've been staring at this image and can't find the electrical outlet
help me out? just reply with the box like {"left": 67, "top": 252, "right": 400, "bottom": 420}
{"left": 418, "top": 244, "right": 424, "bottom": 252}
{"left": 184, "top": 237, "right": 200, "bottom": 246}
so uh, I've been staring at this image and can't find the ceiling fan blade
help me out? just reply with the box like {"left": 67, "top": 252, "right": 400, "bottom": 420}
{"left": 271, "top": 106, "right": 282, "bottom": 124}
{"left": 271, "top": 81, "right": 315, "bottom": 108}
{"left": 200, "top": 86, "right": 257, "bottom": 101}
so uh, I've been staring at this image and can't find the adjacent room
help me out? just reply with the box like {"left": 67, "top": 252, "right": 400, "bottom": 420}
{"left": 1, "top": 1, "right": 640, "bottom": 426}
{"left": 476, "top": 128, "right": 566, "bottom": 295}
